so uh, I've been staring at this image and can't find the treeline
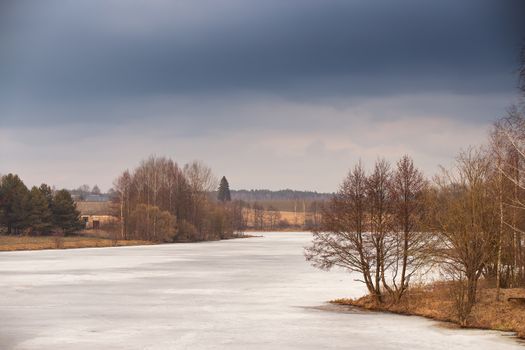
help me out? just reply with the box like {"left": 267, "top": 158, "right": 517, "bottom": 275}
{"left": 307, "top": 105, "right": 525, "bottom": 325}
{"left": 230, "top": 189, "right": 331, "bottom": 202}
{"left": 0, "top": 174, "right": 83, "bottom": 235}
{"left": 70, "top": 184, "right": 109, "bottom": 201}
{"left": 113, "top": 157, "right": 242, "bottom": 242}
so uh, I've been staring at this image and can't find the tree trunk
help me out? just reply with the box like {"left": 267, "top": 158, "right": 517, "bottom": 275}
{"left": 496, "top": 168, "right": 503, "bottom": 300}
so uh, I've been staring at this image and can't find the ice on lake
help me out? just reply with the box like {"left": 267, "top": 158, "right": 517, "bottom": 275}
{"left": 0, "top": 232, "right": 522, "bottom": 349}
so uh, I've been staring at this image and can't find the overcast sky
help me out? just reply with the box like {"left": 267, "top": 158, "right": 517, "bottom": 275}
{"left": 1, "top": 0, "right": 524, "bottom": 192}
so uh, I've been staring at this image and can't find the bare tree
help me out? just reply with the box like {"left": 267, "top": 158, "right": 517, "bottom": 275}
{"left": 113, "top": 170, "right": 131, "bottom": 240}
{"left": 491, "top": 107, "right": 525, "bottom": 287}
{"left": 308, "top": 201, "right": 323, "bottom": 229}
{"left": 266, "top": 206, "right": 281, "bottom": 230}
{"left": 430, "top": 148, "right": 498, "bottom": 325}
{"left": 183, "top": 161, "right": 218, "bottom": 237}
{"left": 307, "top": 157, "right": 438, "bottom": 305}
{"left": 183, "top": 161, "right": 217, "bottom": 194}
{"left": 252, "top": 202, "right": 264, "bottom": 230}
{"left": 389, "top": 155, "right": 432, "bottom": 301}
{"left": 306, "top": 162, "right": 384, "bottom": 302}
{"left": 230, "top": 200, "right": 247, "bottom": 232}
{"left": 366, "top": 159, "right": 394, "bottom": 300}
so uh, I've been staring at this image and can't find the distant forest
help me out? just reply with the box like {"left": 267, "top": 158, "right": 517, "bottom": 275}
{"left": 71, "top": 188, "right": 333, "bottom": 203}
{"left": 229, "top": 189, "right": 332, "bottom": 202}
{"left": 209, "top": 189, "right": 332, "bottom": 219}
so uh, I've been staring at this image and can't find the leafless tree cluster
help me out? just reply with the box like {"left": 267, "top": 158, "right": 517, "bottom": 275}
{"left": 428, "top": 117, "right": 525, "bottom": 323}
{"left": 265, "top": 205, "right": 282, "bottom": 230}
{"left": 113, "top": 156, "right": 239, "bottom": 242}
{"left": 251, "top": 202, "right": 265, "bottom": 230}
{"left": 306, "top": 106, "right": 525, "bottom": 324}
{"left": 306, "top": 156, "right": 431, "bottom": 303}
{"left": 428, "top": 148, "right": 498, "bottom": 324}
{"left": 305, "top": 201, "right": 323, "bottom": 229}
{"left": 490, "top": 106, "right": 525, "bottom": 290}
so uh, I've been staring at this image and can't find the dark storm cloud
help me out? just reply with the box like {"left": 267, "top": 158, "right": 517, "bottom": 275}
{"left": 1, "top": 0, "right": 524, "bottom": 126}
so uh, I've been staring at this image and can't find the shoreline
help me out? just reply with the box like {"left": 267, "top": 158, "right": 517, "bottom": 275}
{"left": 0, "top": 236, "right": 154, "bottom": 252}
{"left": 0, "top": 233, "right": 258, "bottom": 252}
{"left": 330, "top": 283, "right": 525, "bottom": 340}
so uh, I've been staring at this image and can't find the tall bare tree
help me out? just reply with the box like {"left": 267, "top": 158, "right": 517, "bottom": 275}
{"left": 306, "top": 161, "right": 385, "bottom": 302}
{"left": 366, "top": 159, "right": 395, "bottom": 299}
{"left": 389, "top": 155, "right": 431, "bottom": 301}
{"left": 491, "top": 107, "right": 525, "bottom": 287}
{"left": 429, "top": 148, "right": 498, "bottom": 324}
{"left": 113, "top": 170, "right": 131, "bottom": 240}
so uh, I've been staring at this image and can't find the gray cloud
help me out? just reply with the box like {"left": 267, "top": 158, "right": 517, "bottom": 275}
{"left": 0, "top": 92, "right": 513, "bottom": 192}
{"left": 1, "top": 1, "right": 524, "bottom": 114}
{"left": 0, "top": 0, "right": 524, "bottom": 190}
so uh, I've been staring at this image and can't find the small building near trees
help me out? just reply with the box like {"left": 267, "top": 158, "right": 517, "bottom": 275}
{"left": 76, "top": 201, "right": 118, "bottom": 230}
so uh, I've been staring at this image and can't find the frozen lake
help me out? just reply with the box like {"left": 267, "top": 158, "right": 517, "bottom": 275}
{"left": 0, "top": 232, "right": 521, "bottom": 349}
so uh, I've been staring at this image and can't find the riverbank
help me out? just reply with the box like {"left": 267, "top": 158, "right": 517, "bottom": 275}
{"left": 0, "top": 232, "right": 257, "bottom": 251}
{"left": 332, "top": 282, "right": 525, "bottom": 339}
{"left": 0, "top": 235, "right": 153, "bottom": 251}
{"left": 0, "top": 234, "right": 260, "bottom": 252}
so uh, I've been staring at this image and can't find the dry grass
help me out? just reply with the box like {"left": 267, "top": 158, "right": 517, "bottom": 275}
{"left": 332, "top": 282, "right": 525, "bottom": 339}
{"left": 0, "top": 235, "right": 153, "bottom": 251}
{"left": 242, "top": 208, "right": 307, "bottom": 228}
{"left": 279, "top": 211, "right": 307, "bottom": 225}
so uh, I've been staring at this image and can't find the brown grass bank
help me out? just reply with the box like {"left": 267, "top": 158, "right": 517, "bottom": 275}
{"left": 332, "top": 282, "right": 525, "bottom": 339}
{"left": 0, "top": 235, "right": 153, "bottom": 251}
{"left": 0, "top": 232, "right": 257, "bottom": 252}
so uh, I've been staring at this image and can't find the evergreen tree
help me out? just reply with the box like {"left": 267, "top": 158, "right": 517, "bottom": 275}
{"left": 0, "top": 174, "right": 30, "bottom": 234}
{"left": 28, "top": 186, "right": 53, "bottom": 234}
{"left": 91, "top": 185, "right": 101, "bottom": 195}
{"left": 39, "top": 184, "right": 54, "bottom": 208}
{"left": 217, "top": 176, "right": 231, "bottom": 202}
{"left": 52, "top": 189, "right": 83, "bottom": 235}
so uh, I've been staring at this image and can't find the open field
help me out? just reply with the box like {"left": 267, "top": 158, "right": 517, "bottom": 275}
{"left": 0, "top": 235, "right": 152, "bottom": 251}
{"left": 0, "top": 232, "right": 522, "bottom": 349}
{"left": 242, "top": 209, "right": 319, "bottom": 229}
{"left": 333, "top": 282, "right": 525, "bottom": 339}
